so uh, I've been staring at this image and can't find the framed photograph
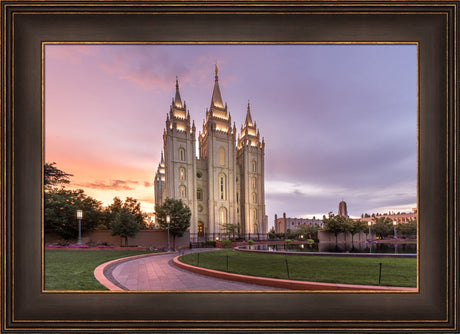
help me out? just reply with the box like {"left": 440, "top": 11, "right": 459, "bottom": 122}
{"left": 2, "top": 1, "right": 458, "bottom": 333}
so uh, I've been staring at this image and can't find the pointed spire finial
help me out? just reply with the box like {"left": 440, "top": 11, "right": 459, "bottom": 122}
{"left": 245, "top": 100, "right": 253, "bottom": 126}
{"left": 211, "top": 65, "right": 224, "bottom": 108}
{"left": 174, "top": 76, "right": 182, "bottom": 108}
{"left": 215, "top": 62, "right": 218, "bottom": 78}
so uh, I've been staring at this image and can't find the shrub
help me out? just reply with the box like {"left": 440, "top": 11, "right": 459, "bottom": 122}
{"left": 221, "top": 240, "right": 232, "bottom": 248}
{"left": 285, "top": 239, "right": 292, "bottom": 244}
{"left": 248, "top": 240, "right": 254, "bottom": 245}
{"left": 205, "top": 240, "right": 216, "bottom": 247}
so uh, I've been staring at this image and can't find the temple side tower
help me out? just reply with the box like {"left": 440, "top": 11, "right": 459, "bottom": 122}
{"left": 161, "top": 78, "right": 197, "bottom": 231}
{"left": 237, "top": 102, "right": 266, "bottom": 236}
{"left": 154, "top": 151, "right": 166, "bottom": 209}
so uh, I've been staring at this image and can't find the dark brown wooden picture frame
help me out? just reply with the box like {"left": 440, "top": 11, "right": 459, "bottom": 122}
{"left": 2, "top": 1, "right": 458, "bottom": 333}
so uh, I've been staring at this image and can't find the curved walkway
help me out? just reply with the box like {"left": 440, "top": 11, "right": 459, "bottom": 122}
{"left": 95, "top": 249, "right": 417, "bottom": 292}
{"left": 95, "top": 249, "right": 286, "bottom": 291}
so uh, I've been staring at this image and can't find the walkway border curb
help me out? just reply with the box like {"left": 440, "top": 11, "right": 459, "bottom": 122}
{"left": 94, "top": 251, "right": 176, "bottom": 291}
{"left": 173, "top": 256, "right": 418, "bottom": 292}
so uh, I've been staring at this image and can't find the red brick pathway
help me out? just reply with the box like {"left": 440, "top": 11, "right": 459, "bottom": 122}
{"left": 102, "top": 249, "right": 286, "bottom": 291}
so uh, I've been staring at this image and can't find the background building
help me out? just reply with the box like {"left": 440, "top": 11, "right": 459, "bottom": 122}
{"left": 274, "top": 212, "right": 323, "bottom": 234}
{"left": 357, "top": 209, "right": 417, "bottom": 224}
{"left": 154, "top": 67, "right": 267, "bottom": 241}
{"left": 338, "top": 200, "right": 349, "bottom": 218}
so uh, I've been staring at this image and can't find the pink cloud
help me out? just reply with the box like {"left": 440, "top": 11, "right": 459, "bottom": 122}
{"left": 74, "top": 179, "right": 139, "bottom": 191}
{"left": 138, "top": 196, "right": 155, "bottom": 205}
{"left": 98, "top": 47, "right": 190, "bottom": 91}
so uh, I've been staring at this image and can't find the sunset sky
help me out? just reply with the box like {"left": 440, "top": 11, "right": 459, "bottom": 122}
{"left": 44, "top": 44, "right": 417, "bottom": 226}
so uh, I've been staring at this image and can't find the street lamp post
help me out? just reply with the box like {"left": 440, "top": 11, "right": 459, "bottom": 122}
{"left": 393, "top": 221, "right": 397, "bottom": 239}
{"left": 76, "top": 210, "right": 83, "bottom": 245}
{"left": 166, "top": 215, "right": 171, "bottom": 251}
{"left": 368, "top": 221, "right": 372, "bottom": 241}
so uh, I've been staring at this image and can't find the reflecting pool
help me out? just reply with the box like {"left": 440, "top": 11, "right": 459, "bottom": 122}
{"left": 242, "top": 242, "right": 416, "bottom": 254}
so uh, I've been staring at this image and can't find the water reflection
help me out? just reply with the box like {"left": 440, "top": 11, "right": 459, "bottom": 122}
{"left": 248, "top": 242, "right": 416, "bottom": 254}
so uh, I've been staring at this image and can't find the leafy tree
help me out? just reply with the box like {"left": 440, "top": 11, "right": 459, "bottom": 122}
{"left": 44, "top": 162, "right": 73, "bottom": 190}
{"left": 105, "top": 197, "right": 148, "bottom": 230}
{"left": 371, "top": 217, "right": 393, "bottom": 239}
{"left": 295, "top": 224, "right": 321, "bottom": 241}
{"left": 323, "top": 213, "right": 348, "bottom": 244}
{"left": 397, "top": 220, "right": 417, "bottom": 237}
{"left": 45, "top": 188, "right": 103, "bottom": 240}
{"left": 110, "top": 208, "right": 141, "bottom": 246}
{"left": 156, "top": 198, "right": 191, "bottom": 248}
{"left": 285, "top": 228, "right": 297, "bottom": 239}
{"left": 221, "top": 223, "right": 240, "bottom": 240}
{"left": 348, "top": 220, "right": 368, "bottom": 244}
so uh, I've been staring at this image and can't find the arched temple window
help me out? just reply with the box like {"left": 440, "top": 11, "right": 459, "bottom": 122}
{"left": 198, "top": 222, "right": 204, "bottom": 237}
{"left": 179, "top": 147, "right": 185, "bottom": 161}
{"left": 180, "top": 185, "right": 186, "bottom": 198}
{"left": 219, "top": 174, "right": 227, "bottom": 200}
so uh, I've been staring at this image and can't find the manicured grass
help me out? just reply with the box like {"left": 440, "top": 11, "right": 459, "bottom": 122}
{"left": 45, "top": 250, "right": 159, "bottom": 290}
{"left": 179, "top": 249, "right": 417, "bottom": 287}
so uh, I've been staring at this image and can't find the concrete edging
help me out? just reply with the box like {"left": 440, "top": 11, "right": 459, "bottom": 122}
{"left": 173, "top": 256, "right": 417, "bottom": 292}
{"left": 235, "top": 246, "right": 417, "bottom": 258}
{"left": 94, "top": 251, "right": 176, "bottom": 291}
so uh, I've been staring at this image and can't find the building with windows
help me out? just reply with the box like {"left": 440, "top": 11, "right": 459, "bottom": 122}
{"left": 154, "top": 66, "right": 267, "bottom": 241}
{"left": 274, "top": 212, "right": 324, "bottom": 234}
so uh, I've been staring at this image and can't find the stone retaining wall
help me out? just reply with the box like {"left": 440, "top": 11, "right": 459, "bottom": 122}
{"left": 318, "top": 230, "right": 373, "bottom": 243}
{"left": 45, "top": 230, "right": 190, "bottom": 249}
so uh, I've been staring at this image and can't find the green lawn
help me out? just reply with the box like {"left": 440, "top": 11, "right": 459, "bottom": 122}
{"left": 44, "top": 250, "right": 159, "bottom": 290}
{"left": 179, "top": 249, "right": 417, "bottom": 287}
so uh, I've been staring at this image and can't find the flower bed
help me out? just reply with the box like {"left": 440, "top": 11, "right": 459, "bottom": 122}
{"left": 45, "top": 243, "right": 150, "bottom": 251}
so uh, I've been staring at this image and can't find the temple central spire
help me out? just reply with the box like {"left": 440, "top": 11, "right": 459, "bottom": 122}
{"left": 211, "top": 64, "right": 224, "bottom": 109}
{"left": 174, "top": 76, "right": 182, "bottom": 108}
{"left": 245, "top": 101, "right": 253, "bottom": 126}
